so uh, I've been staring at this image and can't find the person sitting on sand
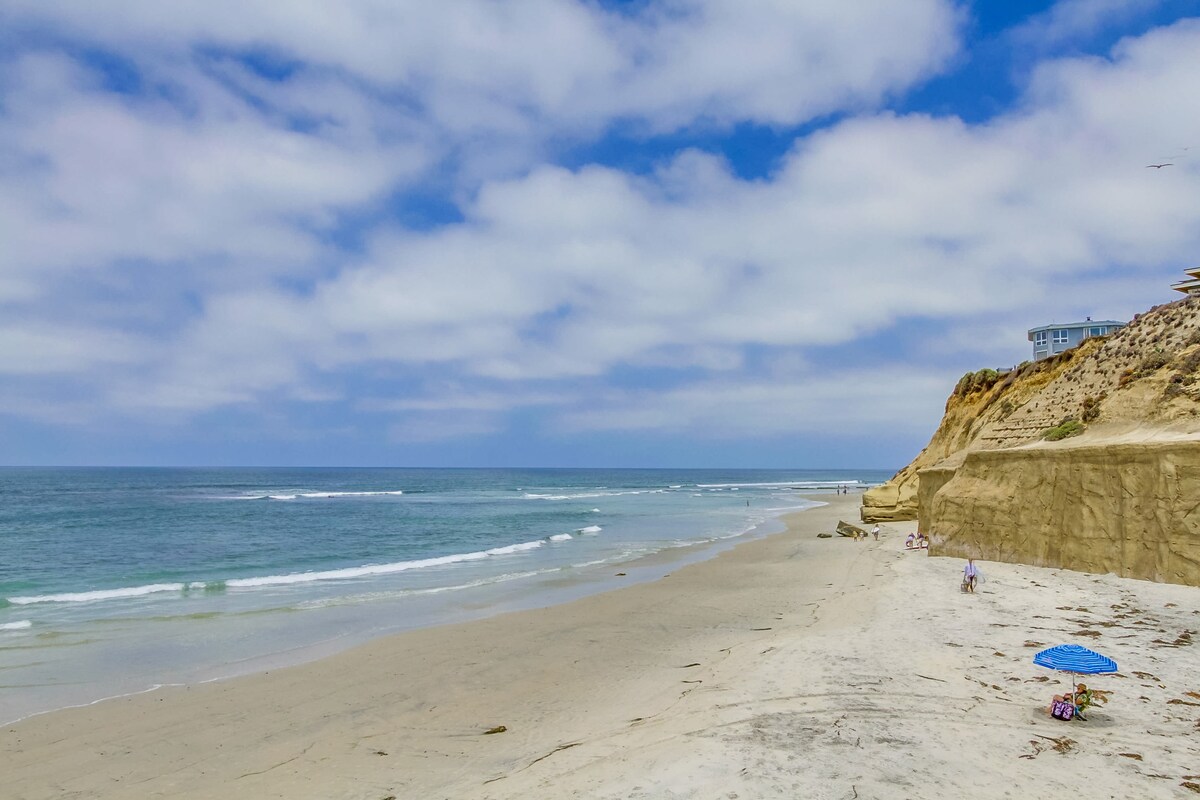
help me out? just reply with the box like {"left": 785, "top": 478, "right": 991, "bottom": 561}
{"left": 962, "top": 559, "right": 978, "bottom": 592}
{"left": 905, "top": 532, "right": 915, "bottom": 549}
{"left": 1073, "top": 683, "right": 1093, "bottom": 720}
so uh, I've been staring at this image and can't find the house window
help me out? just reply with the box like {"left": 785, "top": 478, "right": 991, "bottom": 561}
{"left": 1034, "top": 331, "right": 1047, "bottom": 346}
{"left": 1052, "top": 330, "right": 1069, "bottom": 345}
{"left": 1088, "top": 327, "right": 1104, "bottom": 337}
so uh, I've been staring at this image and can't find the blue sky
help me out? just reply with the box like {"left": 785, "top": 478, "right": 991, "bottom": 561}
{"left": 1, "top": 1, "right": 1199, "bottom": 469}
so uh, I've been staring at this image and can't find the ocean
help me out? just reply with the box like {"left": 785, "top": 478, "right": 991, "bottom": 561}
{"left": 0, "top": 467, "right": 887, "bottom": 724}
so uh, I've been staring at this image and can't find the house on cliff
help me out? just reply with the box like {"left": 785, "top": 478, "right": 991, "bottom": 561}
{"left": 1027, "top": 318, "right": 1125, "bottom": 360}
{"left": 1170, "top": 266, "right": 1200, "bottom": 296}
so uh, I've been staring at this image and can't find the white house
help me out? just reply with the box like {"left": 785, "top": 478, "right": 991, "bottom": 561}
{"left": 1027, "top": 318, "right": 1125, "bottom": 361}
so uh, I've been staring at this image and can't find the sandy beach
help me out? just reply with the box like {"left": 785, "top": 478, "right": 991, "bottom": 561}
{"left": 3, "top": 493, "right": 1199, "bottom": 799}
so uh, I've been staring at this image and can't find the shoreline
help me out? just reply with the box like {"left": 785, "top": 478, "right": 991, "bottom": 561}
{"left": 4, "top": 494, "right": 1199, "bottom": 799}
{"left": 0, "top": 493, "right": 825, "bottom": 728}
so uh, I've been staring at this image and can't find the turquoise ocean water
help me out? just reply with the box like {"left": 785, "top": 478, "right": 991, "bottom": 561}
{"left": 0, "top": 467, "right": 887, "bottom": 723}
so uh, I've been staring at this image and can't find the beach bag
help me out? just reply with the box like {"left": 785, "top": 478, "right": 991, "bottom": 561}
{"left": 1051, "top": 700, "right": 1074, "bottom": 721}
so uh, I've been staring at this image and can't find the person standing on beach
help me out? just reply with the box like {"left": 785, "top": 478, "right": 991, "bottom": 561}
{"left": 871, "top": 524, "right": 880, "bottom": 541}
{"left": 963, "top": 559, "right": 979, "bottom": 592}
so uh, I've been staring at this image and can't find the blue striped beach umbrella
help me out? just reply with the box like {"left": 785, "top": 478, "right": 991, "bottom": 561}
{"left": 1033, "top": 644, "right": 1117, "bottom": 674}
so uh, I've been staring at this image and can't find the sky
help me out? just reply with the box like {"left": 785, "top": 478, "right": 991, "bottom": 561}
{"left": 1, "top": 0, "right": 1199, "bottom": 469}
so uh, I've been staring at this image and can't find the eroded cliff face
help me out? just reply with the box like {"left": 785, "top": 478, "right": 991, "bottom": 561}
{"left": 928, "top": 440, "right": 1200, "bottom": 586}
{"left": 863, "top": 297, "right": 1200, "bottom": 523}
{"left": 864, "top": 296, "right": 1200, "bottom": 585}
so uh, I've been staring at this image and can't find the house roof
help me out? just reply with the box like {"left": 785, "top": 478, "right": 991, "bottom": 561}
{"left": 1026, "top": 320, "right": 1125, "bottom": 338}
{"left": 1171, "top": 267, "right": 1200, "bottom": 293}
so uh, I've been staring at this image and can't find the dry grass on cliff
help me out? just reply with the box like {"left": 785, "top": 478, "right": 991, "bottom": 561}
{"left": 998, "top": 298, "right": 1200, "bottom": 440}
{"left": 944, "top": 299, "right": 1200, "bottom": 456}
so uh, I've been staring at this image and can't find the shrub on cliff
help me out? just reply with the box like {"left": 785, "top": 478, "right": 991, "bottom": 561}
{"left": 1138, "top": 349, "right": 1170, "bottom": 374}
{"left": 1177, "top": 348, "right": 1200, "bottom": 375}
{"left": 1043, "top": 419, "right": 1085, "bottom": 441}
{"left": 954, "top": 368, "right": 1003, "bottom": 397}
{"left": 1081, "top": 394, "right": 1105, "bottom": 422}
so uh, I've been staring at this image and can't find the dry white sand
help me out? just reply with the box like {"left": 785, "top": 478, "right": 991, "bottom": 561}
{"left": 3, "top": 494, "right": 1199, "bottom": 799}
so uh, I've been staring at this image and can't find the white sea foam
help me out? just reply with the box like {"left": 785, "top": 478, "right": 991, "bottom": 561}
{"left": 523, "top": 490, "right": 649, "bottom": 501}
{"left": 225, "top": 539, "right": 552, "bottom": 588}
{"left": 8, "top": 535, "right": 562, "bottom": 604}
{"left": 228, "top": 555, "right": 471, "bottom": 588}
{"left": 577, "top": 525, "right": 602, "bottom": 534}
{"left": 591, "top": 508, "right": 600, "bottom": 513}
{"left": 9, "top": 583, "right": 187, "bottom": 605}
{"left": 184, "top": 580, "right": 227, "bottom": 593}
{"left": 485, "top": 540, "right": 546, "bottom": 556}
{"left": 296, "top": 490, "right": 405, "bottom": 498}
{"left": 549, "top": 533, "right": 573, "bottom": 541}
{"left": 0, "top": 620, "right": 32, "bottom": 631}
{"left": 695, "top": 480, "right": 859, "bottom": 488}
{"left": 225, "top": 490, "right": 404, "bottom": 501}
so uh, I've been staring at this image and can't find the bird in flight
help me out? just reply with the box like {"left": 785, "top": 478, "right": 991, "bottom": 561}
{"left": 1146, "top": 163, "right": 1173, "bottom": 168}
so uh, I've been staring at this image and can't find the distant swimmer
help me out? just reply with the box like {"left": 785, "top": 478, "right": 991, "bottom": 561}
{"left": 1145, "top": 163, "right": 1174, "bottom": 169}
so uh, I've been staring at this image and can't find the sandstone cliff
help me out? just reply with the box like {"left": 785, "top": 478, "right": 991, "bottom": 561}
{"left": 864, "top": 297, "right": 1200, "bottom": 522}
{"left": 863, "top": 296, "right": 1200, "bottom": 586}
{"left": 861, "top": 350, "right": 1080, "bottom": 521}
{"left": 926, "top": 439, "right": 1200, "bottom": 586}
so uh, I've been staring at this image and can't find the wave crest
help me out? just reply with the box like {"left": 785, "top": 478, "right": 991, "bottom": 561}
{"left": 224, "top": 490, "right": 406, "bottom": 501}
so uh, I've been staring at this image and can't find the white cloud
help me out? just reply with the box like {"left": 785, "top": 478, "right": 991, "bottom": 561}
{"left": 157, "top": 20, "right": 1200, "bottom": 418}
{"left": 1009, "top": 0, "right": 1162, "bottom": 50}
{"left": 0, "top": 1, "right": 963, "bottom": 419}
{"left": 2, "top": 9, "right": 1200, "bottom": 450}
{"left": 4, "top": 0, "right": 960, "bottom": 133}
{"left": 0, "top": 324, "right": 150, "bottom": 375}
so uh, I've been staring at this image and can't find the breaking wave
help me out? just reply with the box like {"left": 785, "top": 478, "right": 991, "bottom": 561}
{"left": 224, "top": 490, "right": 406, "bottom": 501}
{"left": 6, "top": 537, "right": 561, "bottom": 606}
